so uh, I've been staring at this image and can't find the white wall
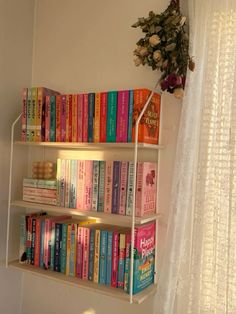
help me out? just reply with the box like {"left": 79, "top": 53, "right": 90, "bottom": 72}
{"left": 0, "top": 0, "right": 35, "bottom": 313}
{"left": 18, "top": 1, "right": 181, "bottom": 314}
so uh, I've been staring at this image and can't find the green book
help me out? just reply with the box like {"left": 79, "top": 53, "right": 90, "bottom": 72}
{"left": 60, "top": 223, "right": 68, "bottom": 274}
{"left": 106, "top": 91, "right": 117, "bottom": 142}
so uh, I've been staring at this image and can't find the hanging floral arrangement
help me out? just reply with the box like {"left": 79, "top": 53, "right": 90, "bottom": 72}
{"left": 132, "top": 0, "right": 194, "bottom": 99}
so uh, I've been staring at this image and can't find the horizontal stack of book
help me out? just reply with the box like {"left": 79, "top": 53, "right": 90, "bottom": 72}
{"left": 21, "top": 87, "right": 161, "bottom": 144}
{"left": 57, "top": 159, "right": 157, "bottom": 217}
{"left": 23, "top": 179, "right": 57, "bottom": 205}
{"left": 19, "top": 213, "right": 155, "bottom": 294}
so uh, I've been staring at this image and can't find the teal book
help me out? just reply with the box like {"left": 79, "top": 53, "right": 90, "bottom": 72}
{"left": 50, "top": 95, "right": 56, "bottom": 142}
{"left": 88, "top": 229, "right": 95, "bottom": 281}
{"left": 99, "top": 230, "right": 108, "bottom": 284}
{"left": 19, "top": 215, "right": 27, "bottom": 263}
{"left": 88, "top": 93, "right": 95, "bottom": 142}
{"left": 106, "top": 91, "right": 118, "bottom": 142}
{"left": 98, "top": 161, "right": 105, "bottom": 212}
{"left": 39, "top": 220, "right": 45, "bottom": 268}
{"left": 106, "top": 231, "right": 113, "bottom": 286}
{"left": 69, "top": 223, "right": 77, "bottom": 277}
{"left": 127, "top": 90, "right": 134, "bottom": 142}
{"left": 60, "top": 223, "right": 68, "bottom": 274}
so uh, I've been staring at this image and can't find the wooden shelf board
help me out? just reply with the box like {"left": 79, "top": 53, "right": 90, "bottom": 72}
{"left": 11, "top": 200, "right": 160, "bottom": 226}
{"left": 14, "top": 141, "right": 164, "bottom": 150}
{"left": 9, "top": 261, "right": 157, "bottom": 304}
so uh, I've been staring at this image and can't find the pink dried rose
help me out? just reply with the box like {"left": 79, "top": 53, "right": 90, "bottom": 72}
{"left": 149, "top": 34, "right": 161, "bottom": 47}
{"left": 161, "top": 80, "right": 169, "bottom": 91}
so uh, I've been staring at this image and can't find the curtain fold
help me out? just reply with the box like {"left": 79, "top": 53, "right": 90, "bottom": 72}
{"left": 156, "top": 1, "right": 236, "bottom": 313}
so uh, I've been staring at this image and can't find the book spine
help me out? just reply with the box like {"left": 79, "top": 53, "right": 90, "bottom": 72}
{"left": 106, "top": 91, "right": 117, "bottom": 142}
{"left": 23, "top": 187, "right": 57, "bottom": 198}
{"left": 26, "top": 88, "right": 32, "bottom": 142}
{"left": 23, "top": 195, "right": 57, "bottom": 205}
{"left": 106, "top": 231, "right": 113, "bottom": 286}
{"left": 72, "top": 94, "right": 78, "bottom": 142}
{"left": 60, "top": 223, "right": 68, "bottom": 273}
{"left": 45, "top": 95, "right": 51, "bottom": 142}
{"left": 104, "top": 160, "right": 113, "bottom": 214}
{"left": 118, "top": 234, "right": 126, "bottom": 288}
{"left": 76, "top": 227, "right": 83, "bottom": 278}
{"left": 50, "top": 95, "right": 56, "bottom": 142}
{"left": 116, "top": 90, "right": 129, "bottom": 142}
{"left": 98, "top": 161, "right": 105, "bottom": 212}
{"left": 126, "top": 162, "right": 134, "bottom": 216}
{"left": 65, "top": 160, "right": 71, "bottom": 208}
{"left": 93, "top": 229, "right": 100, "bottom": 283}
{"left": 34, "top": 218, "right": 40, "bottom": 267}
{"left": 124, "top": 233, "right": 131, "bottom": 292}
{"left": 94, "top": 93, "right": 100, "bottom": 143}
{"left": 88, "top": 93, "right": 95, "bottom": 142}
{"left": 135, "top": 162, "right": 143, "bottom": 217}
{"left": 69, "top": 160, "right": 77, "bottom": 208}
{"left": 112, "top": 161, "right": 121, "bottom": 214}
{"left": 84, "top": 160, "right": 93, "bottom": 211}
{"left": 66, "top": 224, "right": 71, "bottom": 276}
{"left": 36, "top": 87, "right": 43, "bottom": 142}
{"left": 26, "top": 217, "right": 32, "bottom": 263}
{"left": 100, "top": 92, "right": 107, "bottom": 142}
{"left": 82, "top": 227, "right": 90, "bottom": 280}
{"left": 31, "top": 87, "right": 37, "bottom": 142}
{"left": 91, "top": 161, "right": 99, "bottom": 211}
{"left": 127, "top": 90, "right": 134, "bottom": 142}
{"left": 66, "top": 95, "right": 72, "bottom": 142}
{"left": 77, "top": 94, "right": 83, "bottom": 142}
{"left": 76, "top": 160, "right": 85, "bottom": 210}
{"left": 56, "top": 95, "right": 61, "bottom": 142}
{"left": 19, "top": 215, "right": 27, "bottom": 263}
{"left": 59, "top": 159, "right": 66, "bottom": 207}
{"left": 119, "top": 161, "right": 128, "bottom": 215}
{"left": 61, "top": 95, "right": 66, "bottom": 142}
{"left": 54, "top": 223, "right": 62, "bottom": 272}
{"left": 39, "top": 220, "right": 45, "bottom": 268}
{"left": 82, "top": 94, "right": 88, "bottom": 142}
{"left": 99, "top": 230, "right": 108, "bottom": 285}
{"left": 21, "top": 88, "right": 27, "bottom": 142}
{"left": 69, "top": 223, "right": 77, "bottom": 276}
{"left": 111, "top": 231, "right": 119, "bottom": 287}
{"left": 50, "top": 222, "right": 55, "bottom": 271}
{"left": 31, "top": 218, "right": 36, "bottom": 265}
{"left": 43, "top": 219, "right": 50, "bottom": 269}
{"left": 37, "top": 179, "right": 57, "bottom": 189}
{"left": 88, "top": 229, "right": 95, "bottom": 281}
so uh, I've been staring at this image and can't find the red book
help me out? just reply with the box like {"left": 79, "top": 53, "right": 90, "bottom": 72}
{"left": 77, "top": 94, "right": 83, "bottom": 142}
{"left": 100, "top": 92, "right": 107, "bottom": 142}
{"left": 111, "top": 231, "right": 119, "bottom": 287}
{"left": 83, "top": 94, "right": 88, "bottom": 142}
{"left": 66, "top": 95, "right": 72, "bottom": 142}
{"left": 34, "top": 217, "right": 42, "bottom": 267}
{"left": 61, "top": 95, "right": 66, "bottom": 142}
{"left": 72, "top": 94, "right": 78, "bottom": 142}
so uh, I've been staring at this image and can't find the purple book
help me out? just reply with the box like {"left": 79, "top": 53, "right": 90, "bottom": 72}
{"left": 116, "top": 90, "right": 129, "bottom": 142}
{"left": 61, "top": 95, "right": 66, "bottom": 142}
{"left": 112, "top": 161, "right": 121, "bottom": 214}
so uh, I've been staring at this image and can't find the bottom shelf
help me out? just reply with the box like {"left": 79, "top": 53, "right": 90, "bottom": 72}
{"left": 9, "top": 260, "right": 157, "bottom": 304}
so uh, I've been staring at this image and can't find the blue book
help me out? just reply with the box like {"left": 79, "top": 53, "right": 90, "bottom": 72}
{"left": 99, "top": 230, "right": 108, "bottom": 284}
{"left": 88, "top": 229, "right": 95, "bottom": 281}
{"left": 40, "top": 220, "right": 45, "bottom": 268}
{"left": 69, "top": 160, "right": 77, "bottom": 208}
{"left": 127, "top": 90, "right": 134, "bottom": 142}
{"left": 106, "top": 91, "right": 118, "bottom": 142}
{"left": 54, "top": 223, "right": 62, "bottom": 272}
{"left": 60, "top": 224, "right": 68, "bottom": 274}
{"left": 112, "top": 161, "right": 121, "bottom": 214}
{"left": 88, "top": 93, "right": 95, "bottom": 142}
{"left": 106, "top": 231, "right": 113, "bottom": 286}
{"left": 98, "top": 161, "right": 105, "bottom": 212}
{"left": 50, "top": 95, "right": 56, "bottom": 142}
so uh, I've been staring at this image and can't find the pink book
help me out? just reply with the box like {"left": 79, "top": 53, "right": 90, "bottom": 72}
{"left": 61, "top": 95, "right": 66, "bottom": 142}
{"left": 135, "top": 162, "right": 157, "bottom": 217}
{"left": 104, "top": 161, "right": 113, "bottom": 213}
{"left": 77, "top": 94, "right": 84, "bottom": 142}
{"left": 76, "top": 160, "right": 85, "bottom": 210}
{"left": 100, "top": 92, "right": 107, "bottom": 142}
{"left": 21, "top": 88, "right": 27, "bottom": 142}
{"left": 66, "top": 95, "right": 72, "bottom": 142}
{"left": 119, "top": 161, "right": 128, "bottom": 215}
{"left": 84, "top": 161, "right": 93, "bottom": 211}
{"left": 45, "top": 95, "right": 51, "bottom": 142}
{"left": 111, "top": 231, "right": 119, "bottom": 288}
{"left": 82, "top": 227, "right": 90, "bottom": 279}
{"left": 72, "top": 94, "right": 78, "bottom": 142}
{"left": 116, "top": 90, "right": 129, "bottom": 142}
{"left": 76, "top": 226, "right": 83, "bottom": 278}
{"left": 23, "top": 187, "right": 57, "bottom": 198}
{"left": 82, "top": 94, "right": 88, "bottom": 142}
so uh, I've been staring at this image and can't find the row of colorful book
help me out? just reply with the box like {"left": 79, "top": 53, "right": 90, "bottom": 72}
{"left": 56, "top": 159, "right": 157, "bottom": 217}
{"left": 21, "top": 87, "right": 161, "bottom": 144}
{"left": 19, "top": 213, "right": 155, "bottom": 294}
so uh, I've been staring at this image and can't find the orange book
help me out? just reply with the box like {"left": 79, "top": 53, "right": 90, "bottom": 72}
{"left": 132, "top": 89, "right": 161, "bottom": 144}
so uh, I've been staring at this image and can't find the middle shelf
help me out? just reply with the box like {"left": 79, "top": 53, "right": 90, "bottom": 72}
{"left": 11, "top": 200, "right": 161, "bottom": 227}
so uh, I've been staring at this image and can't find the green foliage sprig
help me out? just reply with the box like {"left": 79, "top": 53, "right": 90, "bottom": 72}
{"left": 132, "top": 0, "right": 194, "bottom": 98}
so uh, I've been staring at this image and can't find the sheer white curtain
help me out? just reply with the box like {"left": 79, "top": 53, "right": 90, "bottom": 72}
{"left": 157, "top": 0, "right": 236, "bottom": 313}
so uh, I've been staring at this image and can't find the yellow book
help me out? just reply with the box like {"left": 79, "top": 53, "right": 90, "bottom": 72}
{"left": 93, "top": 229, "right": 100, "bottom": 283}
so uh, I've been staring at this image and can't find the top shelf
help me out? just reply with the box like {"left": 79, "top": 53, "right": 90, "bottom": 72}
{"left": 14, "top": 141, "right": 164, "bottom": 150}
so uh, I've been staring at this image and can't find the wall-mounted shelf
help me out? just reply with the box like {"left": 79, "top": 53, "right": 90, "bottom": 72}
{"left": 9, "top": 260, "right": 157, "bottom": 304}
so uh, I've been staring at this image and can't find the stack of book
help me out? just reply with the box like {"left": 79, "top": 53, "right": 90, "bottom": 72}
{"left": 19, "top": 214, "right": 155, "bottom": 294}
{"left": 22, "top": 87, "right": 161, "bottom": 144}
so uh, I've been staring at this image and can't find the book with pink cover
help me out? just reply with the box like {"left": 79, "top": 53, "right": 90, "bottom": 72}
{"left": 119, "top": 161, "right": 128, "bottom": 215}
{"left": 77, "top": 94, "right": 84, "bottom": 142}
{"left": 135, "top": 162, "right": 157, "bottom": 217}
{"left": 116, "top": 90, "right": 129, "bottom": 142}
{"left": 104, "top": 161, "right": 113, "bottom": 213}
{"left": 100, "top": 92, "right": 107, "bottom": 142}
{"left": 76, "top": 160, "right": 85, "bottom": 210}
{"left": 84, "top": 161, "right": 93, "bottom": 211}
{"left": 72, "top": 94, "right": 78, "bottom": 142}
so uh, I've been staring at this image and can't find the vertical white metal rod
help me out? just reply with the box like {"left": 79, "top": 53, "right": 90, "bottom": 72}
{"left": 6, "top": 114, "right": 22, "bottom": 267}
{"left": 129, "top": 81, "right": 160, "bottom": 303}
